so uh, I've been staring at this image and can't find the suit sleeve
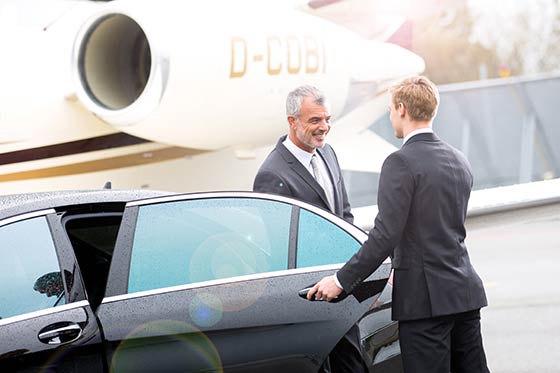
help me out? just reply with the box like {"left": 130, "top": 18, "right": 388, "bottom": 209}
{"left": 253, "top": 169, "right": 292, "bottom": 197}
{"left": 337, "top": 152, "right": 414, "bottom": 293}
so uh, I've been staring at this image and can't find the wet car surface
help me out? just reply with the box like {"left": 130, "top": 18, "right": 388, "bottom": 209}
{"left": 0, "top": 189, "right": 401, "bottom": 372}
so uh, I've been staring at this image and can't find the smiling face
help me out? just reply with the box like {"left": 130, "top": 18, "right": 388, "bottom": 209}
{"left": 288, "top": 97, "right": 332, "bottom": 153}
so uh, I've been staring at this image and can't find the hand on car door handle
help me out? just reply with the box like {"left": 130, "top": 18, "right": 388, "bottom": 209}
{"left": 298, "top": 287, "right": 347, "bottom": 303}
{"left": 298, "top": 278, "right": 387, "bottom": 303}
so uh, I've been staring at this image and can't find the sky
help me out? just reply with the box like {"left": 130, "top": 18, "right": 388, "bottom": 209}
{"left": 467, "top": 0, "right": 559, "bottom": 73}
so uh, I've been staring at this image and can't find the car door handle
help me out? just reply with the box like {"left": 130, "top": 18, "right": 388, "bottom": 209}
{"left": 298, "top": 287, "right": 346, "bottom": 303}
{"left": 299, "top": 278, "right": 387, "bottom": 303}
{"left": 38, "top": 322, "right": 83, "bottom": 345}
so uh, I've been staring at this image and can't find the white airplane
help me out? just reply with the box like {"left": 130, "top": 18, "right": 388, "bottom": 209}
{"left": 0, "top": 0, "right": 424, "bottom": 195}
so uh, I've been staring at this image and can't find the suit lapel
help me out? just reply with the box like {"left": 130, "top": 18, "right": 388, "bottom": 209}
{"left": 317, "top": 147, "right": 338, "bottom": 210}
{"left": 276, "top": 137, "right": 332, "bottom": 208}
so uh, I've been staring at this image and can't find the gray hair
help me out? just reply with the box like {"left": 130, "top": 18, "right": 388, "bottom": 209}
{"left": 286, "top": 85, "right": 327, "bottom": 117}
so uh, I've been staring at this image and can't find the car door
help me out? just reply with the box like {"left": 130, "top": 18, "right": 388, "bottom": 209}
{"left": 296, "top": 207, "right": 400, "bottom": 371}
{"left": 0, "top": 210, "right": 104, "bottom": 372}
{"left": 96, "top": 192, "right": 391, "bottom": 372}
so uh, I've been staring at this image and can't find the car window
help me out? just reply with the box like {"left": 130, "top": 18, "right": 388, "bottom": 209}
{"left": 296, "top": 208, "right": 360, "bottom": 268}
{"left": 128, "top": 198, "right": 292, "bottom": 293}
{"left": 0, "top": 216, "right": 65, "bottom": 319}
{"left": 65, "top": 214, "right": 122, "bottom": 307}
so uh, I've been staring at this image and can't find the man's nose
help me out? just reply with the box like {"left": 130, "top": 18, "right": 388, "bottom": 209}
{"left": 319, "top": 119, "right": 330, "bottom": 130}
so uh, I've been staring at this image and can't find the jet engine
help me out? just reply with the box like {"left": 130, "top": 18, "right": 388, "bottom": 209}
{"left": 72, "top": 1, "right": 424, "bottom": 150}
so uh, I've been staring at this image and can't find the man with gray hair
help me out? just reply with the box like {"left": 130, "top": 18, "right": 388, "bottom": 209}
{"left": 253, "top": 85, "right": 361, "bottom": 372}
{"left": 253, "top": 85, "right": 353, "bottom": 223}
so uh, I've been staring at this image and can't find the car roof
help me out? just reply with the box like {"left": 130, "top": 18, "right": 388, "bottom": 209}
{"left": 0, "top": 189, "right": 173, "bottom": 221}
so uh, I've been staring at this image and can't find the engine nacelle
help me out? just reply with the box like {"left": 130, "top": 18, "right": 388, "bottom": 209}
{"left": 72, "top": 1, "right": 423, "bottom": 150}
{"left": 72, "top": 6, "right": 169, "bottom": 132}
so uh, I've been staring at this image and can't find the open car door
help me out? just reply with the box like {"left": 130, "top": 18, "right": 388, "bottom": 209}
{"left": 96, "top": 192, "right": 394, "bottom": 372}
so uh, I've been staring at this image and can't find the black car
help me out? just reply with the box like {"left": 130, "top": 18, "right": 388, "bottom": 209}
{"left": 0, "top": 190, "right": 400, "bottom": 372}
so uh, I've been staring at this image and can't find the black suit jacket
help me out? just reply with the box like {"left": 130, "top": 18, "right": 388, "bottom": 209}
{"left": 253, "top": 135, "right": 353, "bottom": 224}
{"left": 337, "top": 133, "right": 487, "bottom": 321}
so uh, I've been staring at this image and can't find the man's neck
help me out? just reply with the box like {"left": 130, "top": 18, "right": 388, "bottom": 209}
{"left": 402, "top": 121, "right": 432, "bottom": 139}
{"left": 402, "top": 126, "right": 433, "bottom": 145}
{"left": 288, "top": 133, "right": 315, "bottom": 154}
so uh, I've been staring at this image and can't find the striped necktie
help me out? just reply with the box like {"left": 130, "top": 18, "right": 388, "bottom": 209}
{"left": 311, "top": 154, "right": 334, "bottom": 212}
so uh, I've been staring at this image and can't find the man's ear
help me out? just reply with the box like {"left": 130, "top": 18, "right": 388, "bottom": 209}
{"left": 287, "top": 116, "right": 298, "bottom": 128}
{"left": 398, "top": 103, "right": 406, "bottom": 118}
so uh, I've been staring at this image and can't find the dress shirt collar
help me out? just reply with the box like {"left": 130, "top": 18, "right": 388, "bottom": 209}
{"left": 403, "top": 127, "right": 433, "bottom": 146}
{"left": 283, "top": 136, "right": 315, "bottom": 171}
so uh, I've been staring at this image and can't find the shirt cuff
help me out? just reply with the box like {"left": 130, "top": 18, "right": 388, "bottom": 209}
{"left": 333, "top": 273, "right": 343, "bottom": 290}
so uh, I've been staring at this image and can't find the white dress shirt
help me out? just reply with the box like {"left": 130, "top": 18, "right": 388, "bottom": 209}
{"left": 283, "top": 137, "right": 315, "bottom": 175}
{"left": 403, "top": 127, "right": 433, "bottom": 145}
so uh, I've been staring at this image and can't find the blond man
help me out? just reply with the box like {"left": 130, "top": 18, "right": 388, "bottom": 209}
{"left": 309, "top": 76, "right": 489, "bottom": 373}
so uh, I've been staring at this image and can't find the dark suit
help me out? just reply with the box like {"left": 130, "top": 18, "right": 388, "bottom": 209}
{"left": 254, "top": 135, "right": 361, "bottom": 372}
{"left": 253, "top": 135, "right": 353, "bottom": 223}
{"left": 337, "top": 132, "right": 488, "bottom": 373}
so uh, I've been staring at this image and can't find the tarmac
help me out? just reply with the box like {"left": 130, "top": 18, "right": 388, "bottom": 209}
{"left": 465, "top": 202, "right": 560, "bottom": 373}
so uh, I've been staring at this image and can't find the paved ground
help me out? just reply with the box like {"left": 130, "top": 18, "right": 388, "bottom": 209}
{"left": 465, "top": 203, "right": 560, "bottom": 373}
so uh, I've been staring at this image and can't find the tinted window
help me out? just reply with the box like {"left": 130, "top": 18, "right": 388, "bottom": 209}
{"left": 65, "top": 215, "right": 121, "bottom": 307}
{"left": 296, "top": 208, "right": 360, "bottom": 268}
{"left": 128, "top": 198, "right": 292, "bottom": 293}
{"left": 0, "top": 217, "right": 65, "bottom": 319}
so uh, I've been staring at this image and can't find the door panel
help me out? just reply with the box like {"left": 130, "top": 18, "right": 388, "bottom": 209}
{"left": 100, "top": 194, "right": 391, "bottom": 371}
{"left": 0, "top": 213, "right": 103, "bottom": 372}
{"left": 295, "top": 204, "right": 399, "bottom": 370}
{"left": 99, "top": 267, "right": 388, "bottom": 372}
{"left": 0, "top": 303, "right": 103, "bottom": 372}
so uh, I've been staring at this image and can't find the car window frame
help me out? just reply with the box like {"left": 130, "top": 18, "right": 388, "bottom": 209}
{"left": 0, "top": 209, "right": 88, "bottom": 323}
{"left": 47, "top": 213, "right": 89, "bottom": 304}
{"left": 59, "top": 211, "right": 123, "bottom": 308}
{"left": 104, "top": 192, "right": 368, "bottom": 298}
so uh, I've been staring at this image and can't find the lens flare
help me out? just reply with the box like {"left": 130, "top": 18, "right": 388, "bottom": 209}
{"left": 110, "top": 319, "right": 222, "bottom": 372}
{"left": 189, "top": 292, "right": 223, "bottom": 328}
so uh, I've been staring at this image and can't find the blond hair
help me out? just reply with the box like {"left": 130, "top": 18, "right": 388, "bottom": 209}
{"left": 389, "top": 75, "right": 439, "bottom": 121}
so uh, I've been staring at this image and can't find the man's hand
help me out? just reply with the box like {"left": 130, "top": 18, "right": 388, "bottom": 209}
{"left": 307, "top": 275, "right": 343, "bottom": 302}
